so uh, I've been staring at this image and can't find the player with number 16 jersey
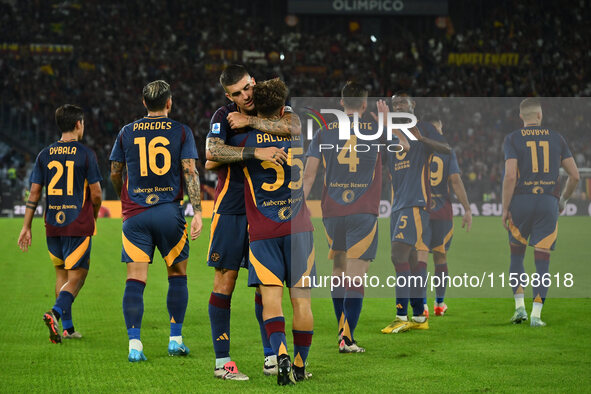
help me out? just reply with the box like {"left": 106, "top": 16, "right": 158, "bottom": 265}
{"left": 110, "top": 114, "right": 197, "bottom": 221}
{"left": 110, "top": 80, "right": 202, "bottom": 363}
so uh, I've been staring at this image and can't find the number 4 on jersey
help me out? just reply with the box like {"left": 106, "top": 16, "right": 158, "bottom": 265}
{"left": 337, "top": 136, "right": 359, "bottom": 172}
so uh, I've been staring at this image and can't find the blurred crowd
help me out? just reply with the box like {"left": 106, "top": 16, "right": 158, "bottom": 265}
{"left": 0, "top": 0, "right": 589, "bottom": 203}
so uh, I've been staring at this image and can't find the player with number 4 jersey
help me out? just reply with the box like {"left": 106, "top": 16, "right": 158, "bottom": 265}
{"left": 304, "top": 82, "right": 409, "bottom": 353}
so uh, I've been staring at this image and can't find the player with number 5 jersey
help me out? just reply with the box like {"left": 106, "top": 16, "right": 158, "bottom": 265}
{"left": 110, "top": 80, "right": 203, "bottom": 362}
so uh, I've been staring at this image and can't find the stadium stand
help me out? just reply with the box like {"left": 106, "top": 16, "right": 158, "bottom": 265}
{"left": 1, "top": 0, "right": 589, "bottom": 202}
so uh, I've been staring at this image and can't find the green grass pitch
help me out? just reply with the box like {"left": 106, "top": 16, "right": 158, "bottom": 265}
{"left": 0, "top": 216, "right": 589, "bottom": 392}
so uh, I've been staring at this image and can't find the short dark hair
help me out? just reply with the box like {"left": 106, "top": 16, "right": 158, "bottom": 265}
{"left": 219, "top": 64, "right": 249, "bottom": 89}
{"left": 341, "top": 81, "right": 368, "bottom": 109}
{"left": 55, "top": 104, "right": 84, "bottom": 133}
{"left": 253, "top": 78, "right": 288, "bottom": 117}
{"left": 142, "top": 80, "right": 171, "bottom": 111}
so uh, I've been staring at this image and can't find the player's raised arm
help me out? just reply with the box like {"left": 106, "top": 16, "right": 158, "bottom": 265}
{"left": 559, "top": 157, "right": 580, "bottom": 212}
{"left": 501, "top": 158, "right": 518, "bottom": 230}
{"left": 110, "top": 161, "right": 125, "bottom": 199}
{"left": 412, "top": 127, "right": 451, "bottom": 155}
{"left": 449, "top": 173, "right": 472, "bottom": 232}
{"left": 181, "top": 158, "right": 203, "bottom": 240}
{"left": 371, "top": 99, "right": 410, "bottom": 152}
{"left": 206, "top": 136, "right": 287, "bottom": 165}
{"left": 18, "top": 182, "right": 42, "bottom": 252}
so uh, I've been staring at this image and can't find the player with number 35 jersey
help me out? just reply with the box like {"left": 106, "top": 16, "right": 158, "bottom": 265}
{"left": 232, "top": 79, "right": 314, "bottom": 385}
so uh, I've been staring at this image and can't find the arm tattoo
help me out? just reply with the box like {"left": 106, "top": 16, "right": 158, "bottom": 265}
{"left": 110, "top": 161, "right": 125, "bottom": 198}
{"left": 249, "top": 112, "right": 301, "bottom": 137}
{"left": 206, "top": 137, "right": 246, "bottom": 163}
{"left": 182, "top": 159, "right": 202, "bottom": 212}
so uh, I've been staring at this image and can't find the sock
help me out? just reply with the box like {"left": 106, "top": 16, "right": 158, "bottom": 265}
{"left": 331, "top": 284, "right": 345, "bottom": 327}
{"left": 514, "top": 293, "right": 525, "bottom": 309}
{"left": 413, "top": 315, "right": 426, "bottom": 323}
{"left": 264, "top": 316, "right": 287, "bottom": 356}
{"left": 410, "top": 261, "right": 428, "bottom": 316}
{"left": 51, "top": 308, "right": 61, "bottom": 320}
{"left": 209, "top": 292, "right": 231, "bottom": 359}
{"left": 534, "top": 250, "right": 550, "bottom": 304}
{"left": 57, "top": 291, "right": 75, "bottom": 333}
{"left": 167, "top": 275, "right": 188, "bottom": 337}
{"left": 531, "top": 302, "right": 543, "bottom": 319}
{"left": 52, "top": 291, "right": 74, "bottom": 320}
{"left": 435, "top": 263, "right": 448, "bottom": 303}
{"left": 394, "top": 262, "right": 410, "bottom": 316}
{"left": 338, "top": 311, "right": 345, "bottom": 335}
{"left": 342, "top": 284, "right": 364, "bottom": 342}
{"left": 510, "top": 244, "right": 526, "bottom": 296}
{"left": 129, "top": 338, "right": 143, "bottom": 352}
{"left": 62, "top": 322, "right": 75, "bottom": 334}
{"left": 293, "top": 330, "right": 313, "bottom": 368}
{"left": 255, "top": 292, "right": 274, "bottom": 357}
{"left": 216, "top": 357, "right": 232, "bottom": 369}
{"left": 123, "top": 279, "right": 145, "bottom": 341}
